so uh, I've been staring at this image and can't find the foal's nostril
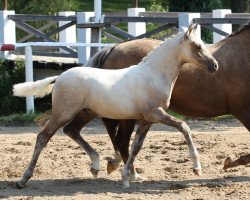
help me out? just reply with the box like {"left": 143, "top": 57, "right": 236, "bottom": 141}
{"left": 207, "top": 61, "right": 219, "bottom": 73}
{"left": 214, "top": 61, "right": 219, "bottom": 69}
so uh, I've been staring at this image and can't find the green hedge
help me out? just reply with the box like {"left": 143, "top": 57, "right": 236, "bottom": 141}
{"left": 0, "top": 59, "right": 53, "bottom": 116}
{"left": 0, "top": 59, "right": 26, "bottom": 115}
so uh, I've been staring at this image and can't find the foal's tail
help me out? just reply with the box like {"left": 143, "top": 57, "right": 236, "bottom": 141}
{"left": 85, "top": 45, "right": 117, "bottom": 68}
{"left": 13, "top": 76, "right": 58, "bottom": 98}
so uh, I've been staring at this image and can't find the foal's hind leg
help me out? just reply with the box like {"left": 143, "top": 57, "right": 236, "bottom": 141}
{"left": 63, "top": 109, "right": 100, "bottom": 177}
{"left": 144, "top": 107, "right": 202, "bottom": 176}
{"left": 16, "top": 117, "right": 68, "bottom": 188}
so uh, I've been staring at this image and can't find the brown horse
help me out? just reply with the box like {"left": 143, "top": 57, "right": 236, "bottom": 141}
{"left": 63, "top": 23, "right": 250, "bottom": 174}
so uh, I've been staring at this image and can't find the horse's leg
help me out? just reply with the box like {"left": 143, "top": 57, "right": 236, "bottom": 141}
{"left": 233, "top": 109, "right": 250, "bottom": 132}
{"left": 225, "top": 111, "right": 250, "bottom": 170}
{"left": 224, "top": 154, "right": 250, "bottom": 170}
{"left": 63, "top": 109, "right": 100, "bottom": 177}
{"left": 122, "top": 121, "right": 152, "bottom": 188}
{"left": 143, "top": 107, "right": 202, "bottom": 176}
{"left": 102, "top": 118, "right": 121, "bottom": 173}
{"left": 16, "top": 117, "right": 68, "bottom": 189}
{"left": 115, "top": 120, "right": 143, "bottom": 181}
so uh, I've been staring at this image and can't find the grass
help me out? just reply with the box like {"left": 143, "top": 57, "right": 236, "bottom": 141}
{"left": 78, "top": 0, "right": 151, "bottom": 12}
{"left": 0, "top": 112, "right": 234, "bottom": 127}
{"left": 0, "top": 113, "right": 41, "bottom": 126}
{"left": 212, "top": 115, "right": 234, "bottom": 121}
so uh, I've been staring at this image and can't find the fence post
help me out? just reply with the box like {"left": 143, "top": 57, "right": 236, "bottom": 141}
{"left": 0, "top": 10, "right": 16, "bottom": 58}
{"left": 212, "top": 9, "right": 232, "bottom": 43}
{"left": 178, "top": 13, "right": 201, "bottom": 39}
{"left": 127, "top": 8, "right": 146, "bottom": 37}
{"left": 58, "top": 11, "right": 76, "bottom": 45}
{"left": 25, "top": 45, "right": 34, "bottom": 113}
{"left": 92, "top": 0, "right": 102, "bottom": 55}
{"left": 77, "top": 12, "right": 95, "bottom": 64}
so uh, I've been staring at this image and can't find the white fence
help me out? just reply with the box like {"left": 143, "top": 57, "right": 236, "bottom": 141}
{"left": 0, "top": 9, "right": 235, "bottom": 63}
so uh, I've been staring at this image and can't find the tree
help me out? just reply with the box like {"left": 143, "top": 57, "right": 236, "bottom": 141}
{"left": 168, "top": 0, "right": 222, "bottom": 43}
{"left": 7, "top": 0, "right": 80, "bottom": 41}
{"left": 168, "top": 0, "right": 222, "bottom": 12}
{"left": 8, "top": 0, "right": 79, "bottom": 15}
{"left": 231, "top": 0, "right": 250, "bottom": 12}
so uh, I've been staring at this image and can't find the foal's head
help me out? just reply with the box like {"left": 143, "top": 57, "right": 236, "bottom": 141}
{"left": 181, "top": 24, "right": 218, "bottom": 73}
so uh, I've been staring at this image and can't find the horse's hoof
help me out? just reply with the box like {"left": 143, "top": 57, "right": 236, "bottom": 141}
{"left": 223, "top": 157, "right": 232, "bottom": 170}
{"left": 193, "top": 168, "right": 202, "bottom": 176}
{"left": 107, "top": 160, "right": 116, "bottom": 174}
{"left": 90, "top": 168, "right": 99, "bottom": 178}
{"left": 15, "top": 182, "right": 25, "bottom": 189}
{"left": 122, "top": 179, "right": 130, "bottom": 189}
{"left": 107, "top": 160, "right": 120, "bottom": 174}
{"left": 130, "top": 173, "right": 145, "bottom": 182}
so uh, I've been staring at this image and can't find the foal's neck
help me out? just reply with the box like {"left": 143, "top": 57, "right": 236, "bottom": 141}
{"left": 139, "top": 34, "right": 184, "bottom": 81}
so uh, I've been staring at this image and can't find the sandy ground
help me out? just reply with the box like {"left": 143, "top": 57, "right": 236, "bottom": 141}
{"left": 0, "top": 118, "right": 249, "bottom": 200}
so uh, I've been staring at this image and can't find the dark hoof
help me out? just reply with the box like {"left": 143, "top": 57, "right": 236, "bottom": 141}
{"left": 15, "top": 182, "right": 25, "bottom": 189}
{"left": 193, "top": 168, "right": 202, "bottom": 176}
{"left": 107, "top": 160, "right": 117, "bottom": 174}
{"left": 223, "top": 157, "right": 232, "bottom": 170}
{"left": 90, "top": 168, "right": 99, "bottom": 178}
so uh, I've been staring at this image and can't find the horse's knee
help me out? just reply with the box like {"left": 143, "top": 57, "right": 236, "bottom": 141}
{"left": 177, "top": 121, "right": 191, "bottom": 134}
{"left": 63, "top": 123, "right": 80, "bottom": 139}
{"left": 63, "top": 124, "right": 72, "bottom": 134}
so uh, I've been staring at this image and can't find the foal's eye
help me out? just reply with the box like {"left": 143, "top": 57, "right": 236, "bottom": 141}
{"left": 196, "top": 45, "right": 202, "bottom": 50}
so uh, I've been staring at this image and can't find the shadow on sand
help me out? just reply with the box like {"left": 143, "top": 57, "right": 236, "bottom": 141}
{"left": 0, "top": 176, "right": 250, "bottom": 198}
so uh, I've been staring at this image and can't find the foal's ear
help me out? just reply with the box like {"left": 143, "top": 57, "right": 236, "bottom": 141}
{"left": 185, "top": 23, "right": 199, "bottom": 37}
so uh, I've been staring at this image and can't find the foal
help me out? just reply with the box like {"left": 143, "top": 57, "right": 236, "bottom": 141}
{"left": 13, "top": 24, "right": 218, "bottom": 188}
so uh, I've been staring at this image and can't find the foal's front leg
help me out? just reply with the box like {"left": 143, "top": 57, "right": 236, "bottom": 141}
{"left": 144, "top": 107, "right": 202, "bottom": 176}
{"left": 122, "top": 121, "right": 152, "bottom": 188}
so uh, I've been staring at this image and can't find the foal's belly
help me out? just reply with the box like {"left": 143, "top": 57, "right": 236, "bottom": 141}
{"left": 88, "top": 101, "right": 142, "bottom": 120}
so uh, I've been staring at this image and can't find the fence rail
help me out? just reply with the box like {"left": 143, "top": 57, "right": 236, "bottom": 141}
{"left": 4, "top": 11, "right": 250, "bottom": 58}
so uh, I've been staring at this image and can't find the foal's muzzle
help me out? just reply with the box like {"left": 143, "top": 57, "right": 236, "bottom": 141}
{"left": 207, "top": 60, "right": 219, "bottom": 73}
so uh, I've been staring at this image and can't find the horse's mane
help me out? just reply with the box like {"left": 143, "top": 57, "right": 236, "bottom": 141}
{"left": 218, "top": 21, "right": 250, "bottom": 45}
{"left": 230, "top": 21, "right": 250, "bottom": 37}
{"left": 211, "top": 21, "right": 250, "bottom": 47}
{"left": 85, "top": 45, "right": 117, "bottom": 68}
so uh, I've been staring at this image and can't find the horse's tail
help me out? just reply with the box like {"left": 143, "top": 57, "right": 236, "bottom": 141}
{"left": 85, "top": 45, "right": 117, "bottom": 69}
{"left": 13, "top": 76, "right": 58, "bottom": 98}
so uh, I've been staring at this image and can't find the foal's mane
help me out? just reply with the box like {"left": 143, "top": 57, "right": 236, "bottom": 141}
{"left": 138, "top": 33, "right": 182, "bottom": 66}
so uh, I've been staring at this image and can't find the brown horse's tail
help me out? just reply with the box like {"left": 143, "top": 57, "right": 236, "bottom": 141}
{"left": 85, "top": 45, "right": 117, "bottom": 69}
{"left": 35, "top": 110, "right": 51, "bottom": 127}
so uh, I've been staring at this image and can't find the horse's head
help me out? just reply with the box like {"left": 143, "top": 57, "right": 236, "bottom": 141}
{"left": 181, "top": 23, "right": 218, "bottom": 73}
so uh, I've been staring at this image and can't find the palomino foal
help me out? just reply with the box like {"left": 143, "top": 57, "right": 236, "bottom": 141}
{"left": 13, "top": 24, "right": 218, "bottom": 188}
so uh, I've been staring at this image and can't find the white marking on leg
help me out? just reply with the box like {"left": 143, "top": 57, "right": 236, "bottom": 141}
{"left": 181, "top": 122, "right": 202, "bottom": 173}
{"left": 91, "top": 153, "right": 100, "bottom": 171}
{"left": 130, "top": 170, "right": 144, "bottom": 181}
